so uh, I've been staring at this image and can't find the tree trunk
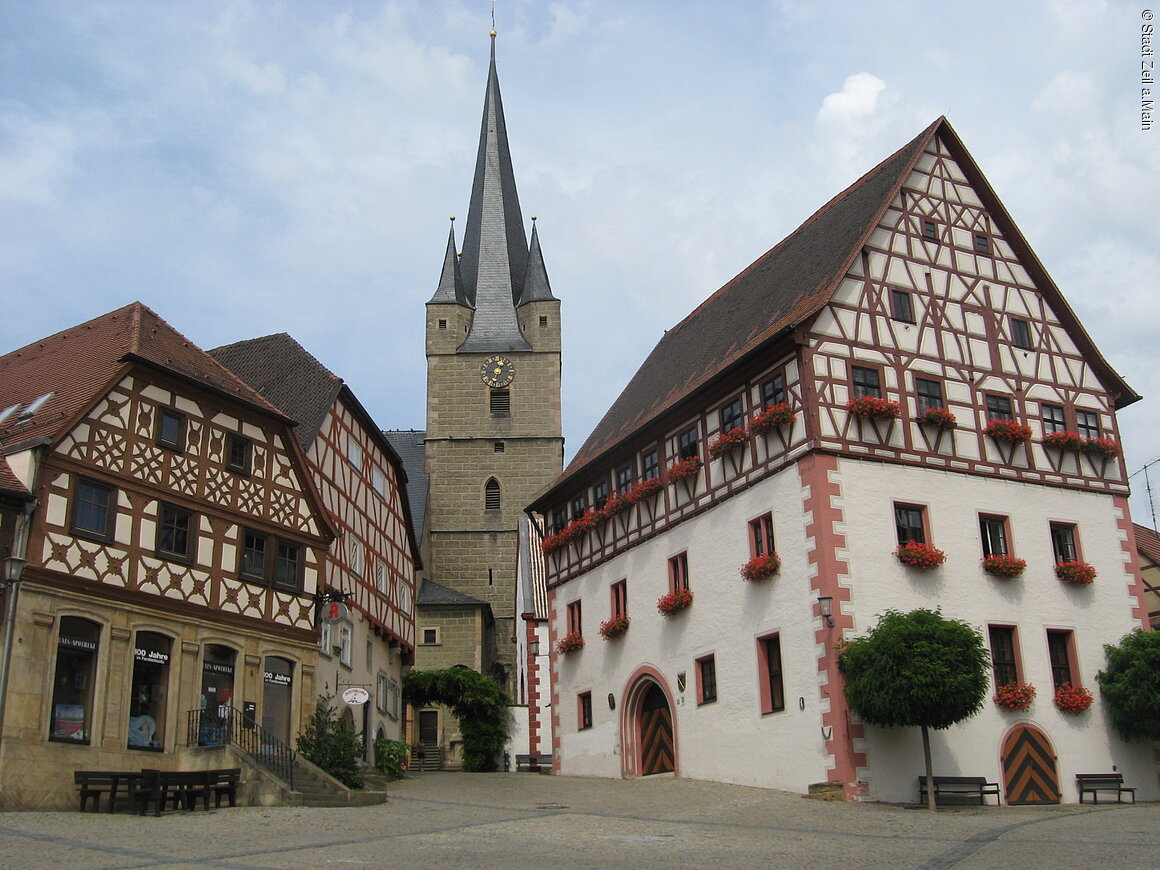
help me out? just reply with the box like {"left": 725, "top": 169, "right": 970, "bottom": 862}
{"left": 922, "top": 724, "right": 936, "bottom": 812}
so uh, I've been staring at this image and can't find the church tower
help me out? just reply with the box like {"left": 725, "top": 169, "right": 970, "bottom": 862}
{"left": 423, "top": 33, "right": 563, "bottom": 691}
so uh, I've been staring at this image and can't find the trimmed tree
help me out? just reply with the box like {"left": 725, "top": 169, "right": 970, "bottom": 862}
{"left": 296, "top": 694, "right": 365, "bottom": 789}
{"left": 404, "top": 667, "right": 513, "bottom": 771}
{"left": 1096, "top": 628, "right": 1160, "bottom": 741}
{"left": 838, "top": 609, "right": 990, "bottom": 811}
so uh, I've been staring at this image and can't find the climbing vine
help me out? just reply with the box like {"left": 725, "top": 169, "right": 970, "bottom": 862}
{"left": 403, "top": 668, "right": 513, "bottom": 771}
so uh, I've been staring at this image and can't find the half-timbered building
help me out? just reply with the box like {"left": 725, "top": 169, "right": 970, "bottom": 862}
{"left": 0, "top": 303, "right": 334, "bottom": 809}
{"left": 532, "top": 117, "right": 1157, "bottom": 804}
{"left": 210, "top": 333, "right": 419, "bottom": 761}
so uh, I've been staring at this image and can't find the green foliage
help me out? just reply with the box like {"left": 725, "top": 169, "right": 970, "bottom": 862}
{"left": 838, "top": 609, "right": 990, "bottom": 730}
{"left": 374, "top": 738, "right": 411, "bottom": 779}
{"left": 296, "top": 694, "right": 365, "bottom": 789}
{"left": 404, "top": 667, "right": 513, "bottom": 771}
{"left": 1097, "top": 628, "right": 1160, "bottom": 741}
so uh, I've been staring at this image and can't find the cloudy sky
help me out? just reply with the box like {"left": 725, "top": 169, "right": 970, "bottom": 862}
{"left": 2, "top": 0, "right": 1158, "bottom": 527}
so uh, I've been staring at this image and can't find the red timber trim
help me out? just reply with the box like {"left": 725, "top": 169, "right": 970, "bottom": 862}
{"left": 798, "top": 453, "right": 866, "bottom": 800}
{"left": 618, "top": 665, "right": 679, "bottom": 779}
{"left": 524, "top": 615, "right": 548, "bottom": 755}
{"left": 547, "top": 586, "right": 561, "bottom": 772}
{"left": 1115, "top": 496, "right": 1151, "bottom": 629}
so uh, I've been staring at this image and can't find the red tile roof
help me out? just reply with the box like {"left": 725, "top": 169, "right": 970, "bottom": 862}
{"left": 0, "top": 302, "right": 290, "bottom": 448}
{"left": 0, "top": 452, "right": 31, "bottom": 502}
{"left": 1136, "top": 523, "right": 1160, "bottom": 565}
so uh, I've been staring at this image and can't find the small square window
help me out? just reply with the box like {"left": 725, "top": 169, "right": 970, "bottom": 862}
{"left": 1042, "top": 405, "right": 1067, "bottom": 434}
{"left": 494, "top": 441, "right": 505, "bottom": 453}
{"left": 157, "top": 409, "right": 185, "bottom": 451}
{"left": 986, "top": 395, "right": 1013, "bottom": 421}
{"left": 227, "top": 434, "right": 252, "bottom": 474}
{"left": 974, "top": 234, "right": 991, "bottom": 253}
{"left": 438, "top": 318, "right": 448, "bottom": 329}
{"left": 922, "top": 219, "right": 938, "bottom": 240}
{"left": 539, "top": 315, "right": 549, "bottom": 327}
{"left": 677, "top": 428, "right": 699, "bottom": 460}
{"left": 762, "top": 373, "right": 786, "bottom": 406}
{"left": 696, "top": 654, "right": 717, "bottom": 705}
{"left": 643, "top": 449, "right": 660, "bottom": 480}
{"left": 894, "top": 504, "right": 927, "bottom": 546}
{"left": 422, "top": 627, "right": 440, "bottom": 645}
{"left": 156, "top": 503, "right": 195, "bottom": 561}
{"left": 578, "top": 691, "right": 593, "bottom": 730}
{"left": 979, "top": 514, "right": 1009, "bottom": 557}
{"left": 851, "top": 366, "right": 881, "bottom": 399}
{"left": 1076, "top": 410, "right": 1099, "bottom": 440}
{"left": 890, "top": 289, "right": 914, "bottom": 322}
{"left": 1010, "top": 317, "right": 1033, "bottom": 350}
{"left": 72, "top": 478, "right": 116, "bottom": 541}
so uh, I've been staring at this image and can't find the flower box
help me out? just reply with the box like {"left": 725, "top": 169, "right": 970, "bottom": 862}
{"left": 599, "top": 614, "right": 630, "bottom": 640}
{"left": 625, "top": 477, "right": 663, "bottom": 504}
{"left": 665, "top": 456, "right": 702, "bottom": 484}
{"left": 1042, "top": 430, "right": 1082, "bottom": 451}
{"left": 982, "top": 554, "right": 1027, "bottom": 578}
{"left": 601, "top": 491, "right": 631, "bottom": 517}
{"left": 994, "top": 682, "right": 1036, "bottom": 712}
{"left": 1054, "top": 682, "right": 1094, "bottom": 714}
{"left": 740, "top": 554, "right": 781, "bottom": 581}
{"left": 895, "top": 540, "right": 946, "bottom": 570}
{"left": 556, "top": 632, "right": 584, "bottom": 655}
{"left": 748, "top": 402, "right": 796, "bottom": 436}
{"left": 657, "top": 588, "right": 693, "bottom": 616}
{"left": 920, "top": 407, "right": 957, "bottom": 429}
{"left": 1082, "top": 437, "right": 1121, "bottom": 458}
{"left": 846, "top": 396, "right": 901, "bottom": 420}
{"left": 984, "top": 419, "right": 1032, "bottom": 444}
{"left": 541, "top": 532, "right": 565, "bottom": 555}
{"left": 1055, "top": 560, "right": 1096, "bottom": 585}
{"left": 571, "top": 511, "right": 601, "bottom": 536}
{"left": 708, "top": 427, "right": 749, "bottom": 459}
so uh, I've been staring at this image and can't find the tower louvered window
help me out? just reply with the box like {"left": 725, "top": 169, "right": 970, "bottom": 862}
{"left": 485, "top": 478, "right": 501, "bottom": 511}
{"left": 490, "top": 389, "right": 510, "bottom": 416}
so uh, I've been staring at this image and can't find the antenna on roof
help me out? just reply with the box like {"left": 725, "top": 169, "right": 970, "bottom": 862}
{"left": 0, "top": 404, "right": 20, "bottom": 426}
{"left": 17, "top": 392, "right": 54, "bottom": 422}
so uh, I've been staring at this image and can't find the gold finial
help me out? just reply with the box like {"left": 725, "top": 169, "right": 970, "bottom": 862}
{"left": 490, "top": 29, "right": 497, "bottom": 37}
{"left": 531, "top": 215, "right": 537, "bottom": 222}
{"left": 450, "top": 216, "right": 456, "bottom": 222}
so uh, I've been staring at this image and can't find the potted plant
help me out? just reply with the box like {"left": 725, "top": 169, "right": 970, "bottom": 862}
{"left": 1054, "top": 682, "right": 1094, "bottom": 714}
{"left": 1082, "top": 436, "right": 1121, "bottom": 458}
{"left": 601, "top": 491, "right": 631, "bottom": 517}
{"left": 982, "top": 554, "right": 1027, "bottom": 578}
{"left": 599, "top": 614, "right": 630, "bottom": 640}
{"left": 740, "top": 554, "right": 781, "bottom": 581}
{"left": 556, "top": 632, "right": 585, "bottom": 655}
{"left": 984, "top": 419, "right": 1032, "bottom": 444}
{"left": 748, "top": 402, "right": 796, "bottom": 436}
{"left": 846, "top": 396, "right": 902, "bottom": 420}
{"left": 625, "top": 477, "right": 663, "bottom": 504}
{"left": 895, "top": 540, "right": 947, "bottom": 570}
{"left": 1042, "top": 430, "right": 1082, "bottom": 451}
{"left": 657, "top": 588, "right": 693, "bottom": 616}
{"left": 1055, "top": 560, "right": 1097, "bottom": 585}
{"left": 994, "top": 682, "right": 1036, "bottom": 712}
{"left": 708, "top": 427, "right": 749, "bottom": 459}
{"left": 921, "top": 407, "right": 957, "bottom": 429}
{"left": 665, "top": 456, "right": 702, "bottom": 484}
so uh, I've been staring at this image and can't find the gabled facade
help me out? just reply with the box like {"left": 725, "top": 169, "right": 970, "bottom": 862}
{"left": 533, "top": 118, "right": 1156, "bottom": 804}
{"left": 420, "top": 33, "right": 563, "bottom": 702}
{"left": 0, "top": 303, "right": 334, "bottom": 809}
{"left": 210, "top": 333, "right": 419, "bottom": 761}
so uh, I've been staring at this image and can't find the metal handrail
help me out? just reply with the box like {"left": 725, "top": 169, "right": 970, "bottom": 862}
{"left": 186, "top": 706, "right": 295, "bottom": 788}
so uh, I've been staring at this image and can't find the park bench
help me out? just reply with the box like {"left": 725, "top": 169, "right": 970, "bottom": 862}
{"left": 74, "top": 771, "right": 143, "bottom": 813}
{"left": 134, "top": 768, "right": 242, "bottom": 815}
{"left": 515, "top": 753, "right": 553, "bottom": 772}
{"left": 1076, "top": 773, "right": 1135, "bottom": 804}
{"left": 209, "top": 768, "right": 242, "bottom": 807}
{"left": 917, "top": 775, "right": 1001, "bottom": 806}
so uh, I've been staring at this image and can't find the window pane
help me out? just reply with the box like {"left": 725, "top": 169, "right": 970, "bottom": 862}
{"left": 1076, "top": 410, "right": 1099, "bottom": 439}
{"left": 1042, "top": 405, "right": 1066, "bottom": 434}
{"left": 852, "top": 367, "right": 881, "bottom": 399}
{"left": 242, "top": 532, "right": 266, "bottom": 577}
{"left": 980, "top": 516, "right": 1008, "bottom": 556}
{"left": 699, "top": 656, "right": 717, "bottom": 705}
{"left": 643, "top": 450, "right": 659, "bottom": 480}
{"left": 762, "top": 374, "right": 785, "bottom": 406}
{"left": 74, "top": 482, "right": 112, "bottom": 536}
{"left": 916, "top": 379, "right": 943, "bottom": 413}
{"left": 616, "top": 466, "right": 633, "bottom": 492}
{"left": 158, "top": 410, "right": 183, "bottom": 449}
{"left": 1050, "top": 524, "right": 1077, "bottom": 562}
{"left": 157, "top": 505, "right": 191, "bottom": 558}
{"left": 720, "top": 400, "right": 743, "bottom": 432}
{"left": 1010, "top": 317, "right": 1032, "bottom": 349}
{"left": 274, "top": 542, "right": 299, "bottom": 589}
{"left": 895, "top": 505, "right": 925, "bottom": 545}
{"left": 1047, "top": 631, "right": 1073, "bottom": 689}
{"left": 986, "top": 395, "right": 1013, "bottom": 421}
{"left": 128, "top": 632, "right": 170, "bottom": 751}
{"left": 988, "top": 626, "right": 1018, "bottom": 686}
{"left": 764, "top": 637, "right": 784, "bottom": 713}
{"left": 678, "top": 428, "right": 699, "bottom": 460}
{"left": 50, "top": 617, "right": 100, "bottom": 743}
{"left": 891, "top": 289, "right": 914, "bottom": 322}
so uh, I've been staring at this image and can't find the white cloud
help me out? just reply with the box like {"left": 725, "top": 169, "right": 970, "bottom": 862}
{"left": 817, "top": 72, "right": 889, "bottom": 126}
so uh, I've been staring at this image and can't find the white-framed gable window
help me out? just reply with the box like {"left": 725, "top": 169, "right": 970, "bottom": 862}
{"left": 372, "top": 466, "right": 387, "bottom": 498}
{"left": 347, "top": 435, "right": 363, "bottom": 472}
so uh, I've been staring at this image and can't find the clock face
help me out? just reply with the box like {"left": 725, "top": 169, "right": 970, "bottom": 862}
{"left": 481, "top": 356, "right": 515, "bottom": 388}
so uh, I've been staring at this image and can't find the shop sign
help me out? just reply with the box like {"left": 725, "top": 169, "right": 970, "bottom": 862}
{"left": 59, "top": 636, "right": 97, "bottom": 651}
{"left": 322, "top": 601, "right": 349, "bottom": 624}
{"left": 342, "top": 687, "right": 370, "bottom": 706}
{"left": 203, "top": 661, "right": 234, "bottom": 674}
{"left": 264, "top": 671, "right": 292, "bottom": 687}
{"left": 135, "top": 648, "right": 169, "bottom": 665}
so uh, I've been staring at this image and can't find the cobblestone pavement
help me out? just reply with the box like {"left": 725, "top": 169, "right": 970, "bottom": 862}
{"left": 0, "top": 772, "right": 1155, "bottom": 870}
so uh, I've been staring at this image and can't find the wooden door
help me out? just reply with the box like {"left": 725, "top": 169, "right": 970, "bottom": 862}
{"left": 418, "top": 710, "right": 439, "bottom": 746}
{"left": 639, "top": 683, "right": 674, "bottom": 776}
{"left": 1001, "top": 725, "right": 1060, "bottom": 805}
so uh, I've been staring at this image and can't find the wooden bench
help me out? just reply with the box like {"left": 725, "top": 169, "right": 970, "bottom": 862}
{"left": 74, "top": 771, "right": 142, "bottom": 813}
{"left": 917, "top": 775, "right": 1001, "bottom": 806}
{"left": 1076, "top": 773, "right": 1135, "bottom": 804}
{"left": 515, "top": 754, "right": 552, "bottom": 772}
{"left": 209, "top": 768, "right": 242, "bottom": 808}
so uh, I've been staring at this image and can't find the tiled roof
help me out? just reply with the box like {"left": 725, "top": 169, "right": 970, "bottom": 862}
{"left": 384, "top": 430, "right": 428, "bottom": 540}
{"left": 1136, "top": 523, "right": 1160, "bottom": 565}
{"left": 208, "top": 333, "right": 342, "bottom": 451}
{"left": 0, "top": 453, "right": 31, "bottom": 503}
{"left": 417, "top": 578, "right": 488, "bottom": 608}
{"left": 555, "top": 117, "right": 1139, "bottom": 489}
{"left": 0, "top": 302, "right": 289, "bottom": 448}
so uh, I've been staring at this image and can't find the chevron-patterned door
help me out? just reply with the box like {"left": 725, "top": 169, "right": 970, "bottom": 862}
{"left": 1001, "top": 725, "right": 1060, "bottom": 805}
{"left": 639, "top": 684, "right": 674, "bottom": 776}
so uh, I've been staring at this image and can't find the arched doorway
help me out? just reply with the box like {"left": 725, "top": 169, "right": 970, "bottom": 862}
{"left": 637, "top": 682, "right": 675, "bottom": 776}
{"left": 1001, "top": 724, "right": 1060, "bottom": 805}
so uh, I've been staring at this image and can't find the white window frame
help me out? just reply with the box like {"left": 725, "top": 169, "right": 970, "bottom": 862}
{"left": 338, "top": 623, "right": 353, "bottom": 667}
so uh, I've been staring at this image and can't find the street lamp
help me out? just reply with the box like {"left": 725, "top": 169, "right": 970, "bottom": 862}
{"left": 0, "top": 553, "right": 27, "bottom": 741}
{"left": 817, "top": 595, "right": 835, "bottom": 628}
{"left": 3, "top": 555, "right": 25, "bottom": 587}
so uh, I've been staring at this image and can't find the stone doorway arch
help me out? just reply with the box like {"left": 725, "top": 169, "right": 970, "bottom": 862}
{"left": 622, "top": 672, "right": 677, "bottom": 777}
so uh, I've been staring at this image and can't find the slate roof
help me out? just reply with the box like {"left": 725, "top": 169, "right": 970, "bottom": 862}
{"left": 0, "top": 302, "right": 290, "bottom": 450}
{"left": 552, "top": 117, "right": 1139, "bottom": 493}
{"left": 417, "top": 578, "right": 489, "bottom": 608}
{"left": 384, "top": 430, "right": 428, "bottom": 540}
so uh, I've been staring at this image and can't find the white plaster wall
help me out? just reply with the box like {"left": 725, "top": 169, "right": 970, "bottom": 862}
{"left": 553, "top": 466, "right": 833, "bottom": 791}
{"left": 833, "top": 458, "right": 1157, "bottom": 803}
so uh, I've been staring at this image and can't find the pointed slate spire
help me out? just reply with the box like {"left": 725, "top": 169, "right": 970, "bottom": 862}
{"left": 518, "top": 218, "right": 556, "bottom": 305}
{"left": 429, "top": 219, "right": 469, "bottom": 306}
{"left": 457, "top": 31, "right": 532, "bottom": 352}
